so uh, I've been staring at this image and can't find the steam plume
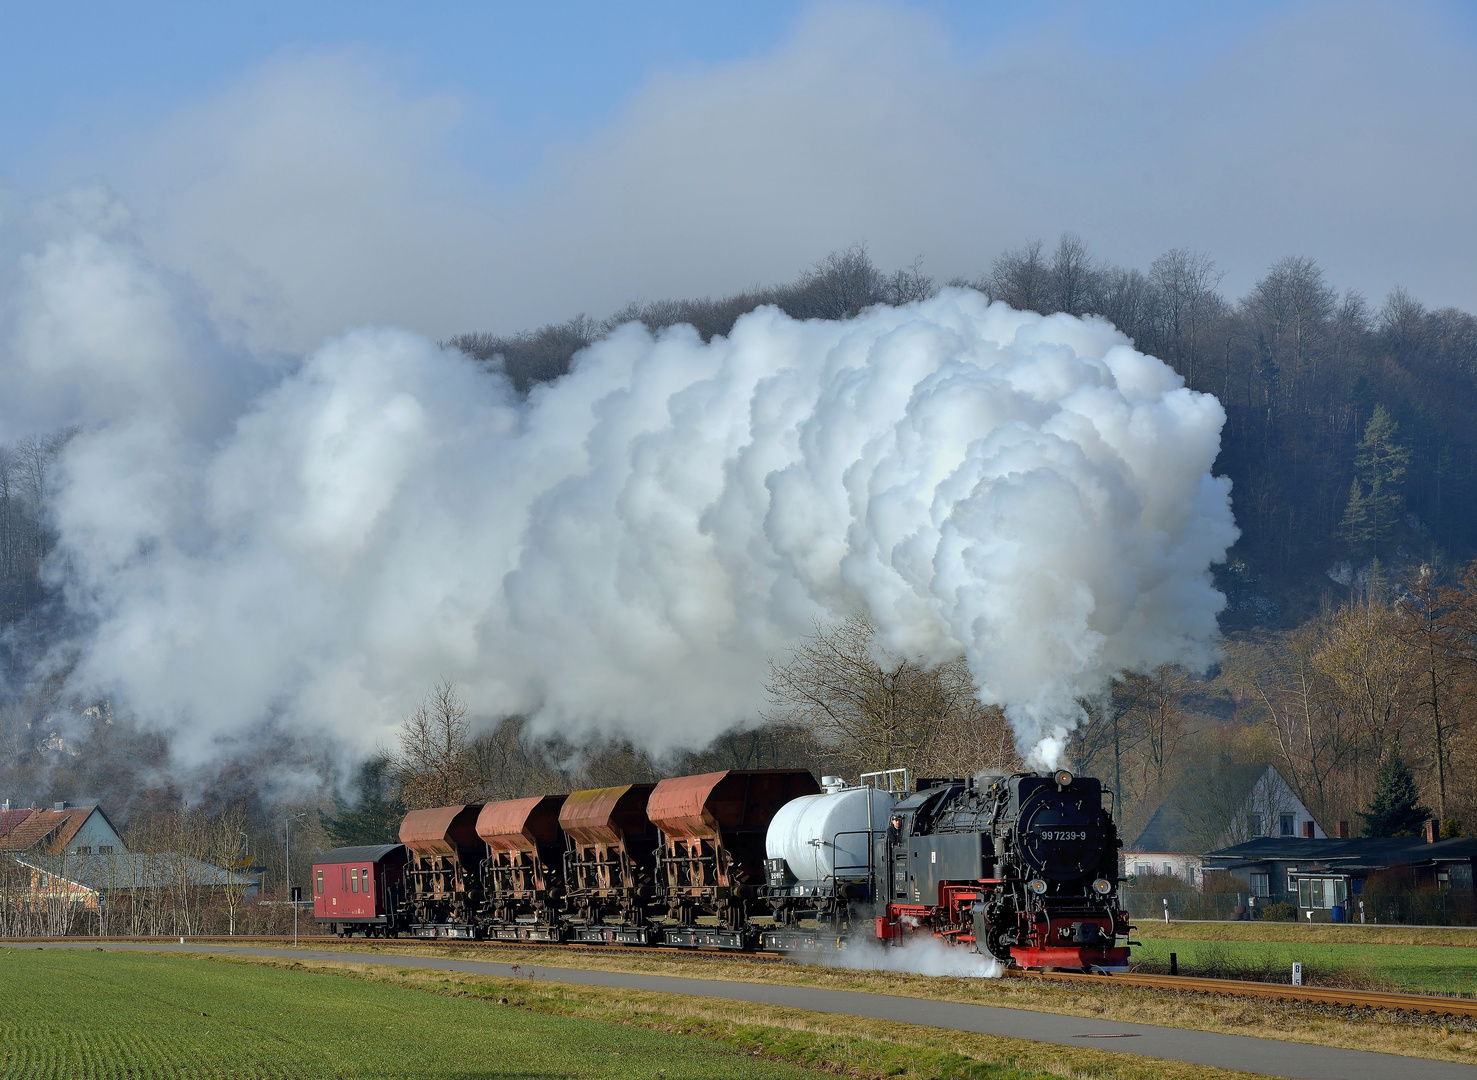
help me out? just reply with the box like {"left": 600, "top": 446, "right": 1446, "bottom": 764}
{"left": 5, "top": 212, "right": 1236, "bottom": 767}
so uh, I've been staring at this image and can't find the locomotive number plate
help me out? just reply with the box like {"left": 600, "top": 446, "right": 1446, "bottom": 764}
{"left": 1036, "top": 830, "right": 1088, "bottom": 841}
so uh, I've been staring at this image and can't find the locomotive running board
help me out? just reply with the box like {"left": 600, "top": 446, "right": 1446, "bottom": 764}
{"left": 571, "top": 925, "right": 651, "bottom": 946}
{"left": 760, "top": 930, "right": 849, "bottom": 953}
{"left": 662, "top": 927, "right": 748, "bottom": 950}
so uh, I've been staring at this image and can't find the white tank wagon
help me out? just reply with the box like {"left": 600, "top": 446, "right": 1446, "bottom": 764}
{"left": 764, "top": 777, "right": 896, "bottom": 898}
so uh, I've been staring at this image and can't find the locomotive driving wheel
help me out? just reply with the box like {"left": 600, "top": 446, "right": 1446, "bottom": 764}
{"left": 983, "top": 926, "right": 1013, "bottom": 966}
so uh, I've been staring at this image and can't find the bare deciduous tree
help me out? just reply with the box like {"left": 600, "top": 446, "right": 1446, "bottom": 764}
{"left": 764, "top": 615, "right": 1019, "bottom": 777}
{"left": 394, "top": 680, "right": 483, "bottom": 809}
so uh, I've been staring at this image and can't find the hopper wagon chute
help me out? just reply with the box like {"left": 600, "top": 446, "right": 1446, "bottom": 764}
{"left": 399, "top": 803, "right": 484, "bottom": 937}
{"left": 477, "top": 795, "right": 567, "bottom": 941}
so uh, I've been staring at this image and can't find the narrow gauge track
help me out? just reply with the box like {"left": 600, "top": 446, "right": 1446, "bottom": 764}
{"left": 20, "top": 934, "right": 1477, "bottom": 1018}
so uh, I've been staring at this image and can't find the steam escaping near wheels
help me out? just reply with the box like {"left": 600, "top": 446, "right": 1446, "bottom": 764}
{"left": 9, "top": 213, "right": 1237, "bottom": 764}
{"left": 824, "top": 935, "right": 1005, "bottom": 979}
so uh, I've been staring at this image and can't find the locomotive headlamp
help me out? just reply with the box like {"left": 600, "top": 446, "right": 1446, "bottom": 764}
{"left": 1092, "top": 878, "right": 1113, "bottom": 895}
{"left": 1054, "top": 769, "right": 1074, "bottom": 787}
{"left": 1028, "top": 878, "right": 1048, "bottom": 895}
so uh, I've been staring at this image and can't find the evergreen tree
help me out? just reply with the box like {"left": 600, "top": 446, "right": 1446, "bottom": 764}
{"left": 1357, "top": 754, "right": 1432, "bottom": 837}
{"left": 320, "top": 756, "right": 406, "bottom": 847}
{"left": 1338, "top": 479, "right": 1372, "bottom": 549}
{"left": 1341, "top": 405, "right": 1410, "bottom": 556}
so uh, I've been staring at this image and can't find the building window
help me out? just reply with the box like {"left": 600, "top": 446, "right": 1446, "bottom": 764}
{"left": 1134, "top": 863, "right": 1151, "bottom": 877}
{"left": 1250, "top": 872, "right": 1270, "bottom": 897}
{"left": 73, "top": 845, "right": 92, "bottom": 855}
{"left": 1286, "top": 869, "right": 1298, "bottom": 893}
{"left": 1280, "top": 813, "right": 1295, "bottom": 837}
{"left": 1163, "top": 863, "right": 1173, "bottom": 876}
{"left": 315, "top": 869, "right": 324, "bottom": 895}
{"left": 1436, "top": 869, "right": 1451, "bottom": 890}
{"left": 1250, "top": 813, "right": 1264, "bottom": 836}
{"left": 1297, "top": 877, "right": 1348, "bottom": 909}
{"left": 98, "top": 846, "right": 114, "bottom": 854}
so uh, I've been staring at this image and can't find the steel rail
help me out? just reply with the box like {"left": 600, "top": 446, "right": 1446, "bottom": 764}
{"left": 16, "top": 934, "right": 1476, "bottom": 1017}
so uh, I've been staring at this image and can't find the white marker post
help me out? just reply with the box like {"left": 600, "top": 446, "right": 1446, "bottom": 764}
{"left": 1163, "top": 897, "right": 1170, "bottom": 925}
{"left": 1292, "top": 962, "right": 1303, "bottom": 986}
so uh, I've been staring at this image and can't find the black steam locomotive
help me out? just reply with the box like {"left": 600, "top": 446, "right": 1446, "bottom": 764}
{"left": 313, "top": 767, "right": 1129, "bottom": 972}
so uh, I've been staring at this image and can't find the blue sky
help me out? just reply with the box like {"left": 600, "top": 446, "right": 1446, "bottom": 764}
{"left": 4, "top": 2, "right": 1309, "bottom": 186}
{"left": 3, "top": 1, "right": 1475, "bottom": 344}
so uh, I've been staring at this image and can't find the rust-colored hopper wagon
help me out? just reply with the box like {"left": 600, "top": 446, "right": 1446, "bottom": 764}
{"left": 478, "top": 795, "right": 567, "bottom": 941}
{"left": 648, "top": 769, "right": 819, "bottom": 948}
{"left": 559, "top": 783, "right": 658, "bottom": 944}
{"left": 399, "top": 803, "right": 485, "bottom": 938}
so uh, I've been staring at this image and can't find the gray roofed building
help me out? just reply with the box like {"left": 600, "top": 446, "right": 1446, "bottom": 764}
{"left": 1126, "top": 762, "right": 1324, "bottom": 885}
{"left": 1201, "top": 835, "right": 1477, "bottom": 920}
{"left": 16, "top": 851, "right": 258, "bottom": 896}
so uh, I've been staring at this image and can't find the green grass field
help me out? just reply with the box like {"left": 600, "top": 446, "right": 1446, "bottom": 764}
{"left": 0, "top": 948, "right": 838, "bottom": 1080}
{"left": 1129, "top": 936, "right": 1477, "bottom": 994}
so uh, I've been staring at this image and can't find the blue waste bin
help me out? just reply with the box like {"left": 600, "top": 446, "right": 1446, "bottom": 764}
{"left": 1330, "top": 905, "right": 1345, "bottom": 923}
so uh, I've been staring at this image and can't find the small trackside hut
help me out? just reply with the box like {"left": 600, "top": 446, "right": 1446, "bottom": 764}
{"left": 400, "top": 804, "right": 484, "bottom": 937}
{"left": 559, "top": 783, "right": 658, "bottom": 944}
{"left": 478, "top": 795, "right": 567, "bottom": 941}
{"left": 647, "top": 769, "right": 820, "bottom": 947}
{"left": 312, "top": 844, "right": 408, "bottom": 937}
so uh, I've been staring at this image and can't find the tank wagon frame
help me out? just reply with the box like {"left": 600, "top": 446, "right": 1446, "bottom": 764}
{"left": 321, "top": 766, "right": 1131, "bottom": 972}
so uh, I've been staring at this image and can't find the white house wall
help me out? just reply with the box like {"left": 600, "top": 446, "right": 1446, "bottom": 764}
{"left": 65, "top": 812, "right": 127, "bottom": 855}
{"left": 1242, "top": 768, "right": 1324, "bottom": 842}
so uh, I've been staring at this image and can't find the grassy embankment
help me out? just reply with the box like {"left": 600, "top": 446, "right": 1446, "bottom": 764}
{"left": 1132, "top": 922, "right": 1477, "bottom": 994}
{"left": 0, "top": 948, "right": 1249, "bottom": 1080}
{"left": 272, "top": 938, "right": 1477, "bottom": 1067}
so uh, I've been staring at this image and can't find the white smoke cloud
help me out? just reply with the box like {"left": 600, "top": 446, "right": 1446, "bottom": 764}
{"left": 5, "top": 213, "right": 1236, "bottom": 766}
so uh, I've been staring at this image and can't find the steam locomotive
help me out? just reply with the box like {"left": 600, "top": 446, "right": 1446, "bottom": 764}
{"left": 312, "top": 767, "right": 1129, "bottom": 972}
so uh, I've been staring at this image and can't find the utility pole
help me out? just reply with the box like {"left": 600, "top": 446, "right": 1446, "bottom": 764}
{"left": 285, "top": 813, "right": 306, "bottom": 946}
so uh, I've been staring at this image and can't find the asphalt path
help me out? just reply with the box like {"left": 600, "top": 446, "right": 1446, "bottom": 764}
{"left": 30, "top": 942, "right": 1476, "bottom": 1080}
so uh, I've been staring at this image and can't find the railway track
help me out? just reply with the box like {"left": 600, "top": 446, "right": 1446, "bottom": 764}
{"left": 19, "top": 934, "right": 1477, "bottom": 1019}
{"left": 1007, "top": 968, "right": 1477, "bottom": 1019}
